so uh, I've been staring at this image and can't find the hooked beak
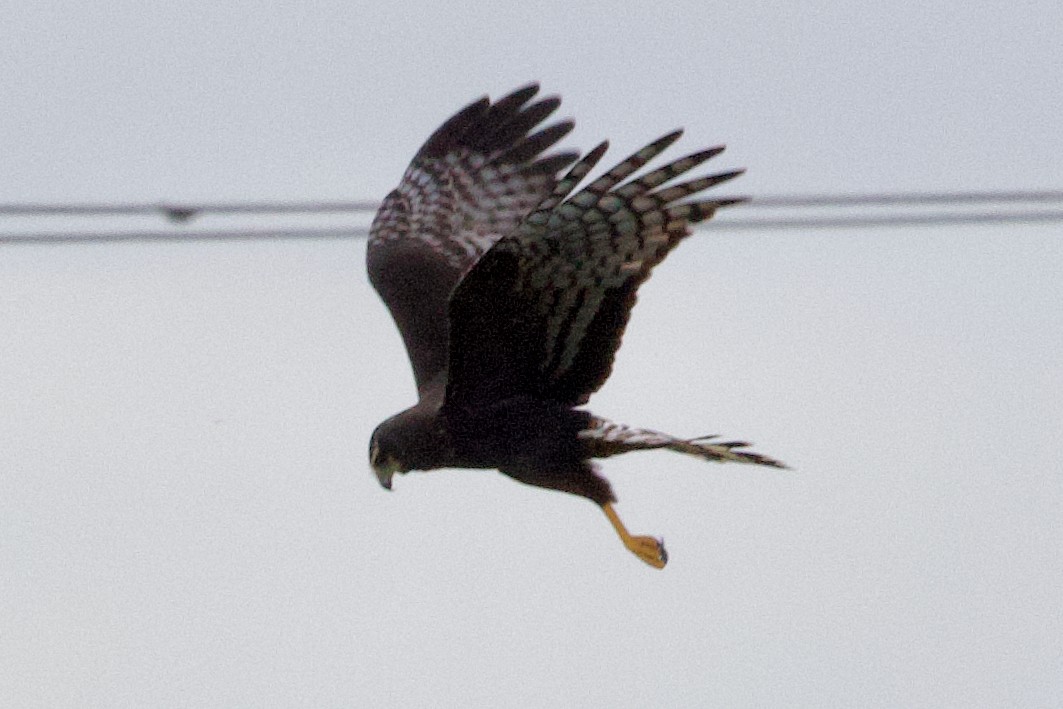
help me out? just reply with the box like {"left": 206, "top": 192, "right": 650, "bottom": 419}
{"left": 373, "top": 456, "right": 402, "bottom": 491}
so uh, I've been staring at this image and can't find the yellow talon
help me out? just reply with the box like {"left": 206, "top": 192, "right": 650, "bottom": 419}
{"left": 602, "top": 503, "right": 668, "bottom": 569}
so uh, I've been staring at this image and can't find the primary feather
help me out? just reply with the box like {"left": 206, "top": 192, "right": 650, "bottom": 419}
{"left": 367, "top": 84, "right": 577, "bottom": 396}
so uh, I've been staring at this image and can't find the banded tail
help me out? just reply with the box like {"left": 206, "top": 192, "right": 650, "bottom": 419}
{"left": 578, "top": 416, "right": 788, "bottom": 469}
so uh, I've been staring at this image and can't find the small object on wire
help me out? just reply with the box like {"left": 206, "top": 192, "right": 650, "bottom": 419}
{"left": 161, "top": 206, "right": 199, "bottom": 223}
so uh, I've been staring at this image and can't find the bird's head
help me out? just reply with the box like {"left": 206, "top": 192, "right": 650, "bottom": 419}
{"left": 369, "top": 422, "right": 405, "bottom": 491}
{"left": 369, "top": 407, "right": 451, "bottom": 490}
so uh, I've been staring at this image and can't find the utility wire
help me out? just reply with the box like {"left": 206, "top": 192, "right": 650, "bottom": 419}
{"left": 4, "top": 210, "right": 1063, "bottom": 246}
{"left": 0, "top": 200, "right": 380, "bottom": 222}
{"left": 0, "top": 227, "right": 368, "bottom": 245}
{"left": 2, "top": 189, "right": 1063, "bottom": 221}
{"left": 749, "top": 189, "right": 1063, "bottom": 208}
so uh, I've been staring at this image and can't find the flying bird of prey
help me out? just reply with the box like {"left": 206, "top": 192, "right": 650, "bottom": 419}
{"left": 367, "top": 84, "right": 784, "bottom": 568}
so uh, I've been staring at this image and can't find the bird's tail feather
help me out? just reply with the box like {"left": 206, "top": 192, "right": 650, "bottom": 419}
{"left": 578, "top": 417, "right": 788, "bottom": 469}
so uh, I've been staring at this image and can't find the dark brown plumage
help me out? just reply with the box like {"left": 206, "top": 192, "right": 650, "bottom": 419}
{"left": 367, "top": 84, "right": 784, "bottom": 568}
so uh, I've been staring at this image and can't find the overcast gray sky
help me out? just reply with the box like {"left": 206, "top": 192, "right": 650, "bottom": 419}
{"left": 2, "top": 2, "right": 1061, "bottom": 707}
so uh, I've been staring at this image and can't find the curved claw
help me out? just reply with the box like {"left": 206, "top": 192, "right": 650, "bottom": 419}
{"left": 602, "top": 502, "right": 668, "bottom": 569}
{"left": 624, "top": 534, "right": 668, "bottom": 569}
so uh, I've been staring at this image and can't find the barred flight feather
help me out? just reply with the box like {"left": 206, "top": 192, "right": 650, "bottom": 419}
{"left": 367, "top": 84, "right": 578, "bottom": 393}
{"left": 579, "top": 417, "right": 788, "bottom": 468}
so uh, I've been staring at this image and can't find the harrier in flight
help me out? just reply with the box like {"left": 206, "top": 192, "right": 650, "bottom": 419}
{"left": 367, "top": 84, "right": 783, "bottom": 568}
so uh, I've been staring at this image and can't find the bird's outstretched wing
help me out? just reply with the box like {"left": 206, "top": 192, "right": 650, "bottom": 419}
{"left": 445, "top": 132, "right": 744, "bottom": 408}
{"left": 367, "top": 84, "right": 578, "bottom": 396}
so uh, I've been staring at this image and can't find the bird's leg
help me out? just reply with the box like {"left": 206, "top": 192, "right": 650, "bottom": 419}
{"left": 601, "top": 503, "right": 668, "bottom": 569}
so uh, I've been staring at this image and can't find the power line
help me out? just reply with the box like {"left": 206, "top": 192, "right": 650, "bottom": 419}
{"left": 749, "top": 189, "right": 1063, "bottom": 208}
{"left": 2, "top": 189, "right": 1063, "bottom": 221}
{"left": 0, "top": 227, "right": 368, "bottom": 246}
{"left": 4, "top": 210, "right": 1062, "bottom": 246}
{"left": 717, "top": 210, "right": 1063, "bottom": 230}
{"left": 0, "top": 200, "right": 380, "bottom": 221}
